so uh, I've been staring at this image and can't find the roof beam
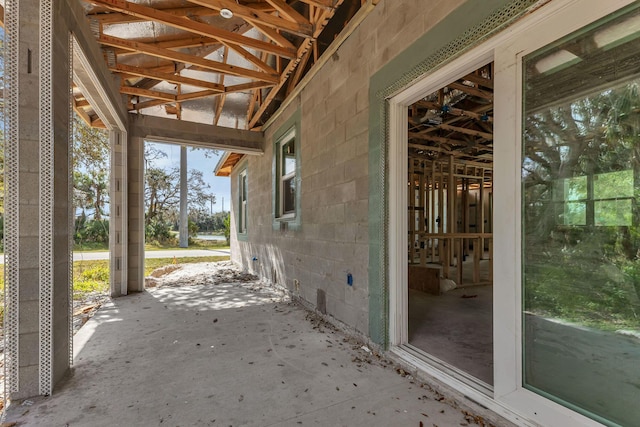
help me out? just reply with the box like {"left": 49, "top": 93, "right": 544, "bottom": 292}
{"left": 99, "top": 34, "right": 279, "bottom": 83}
{"left": 249, "top": 38, "right": 314, "bottom": 129}
{"left": 86, "top": 6, "right": 219, "bottom": 24}
{"left": 415, "top": 101, "right": 493, "bottom": 123}
{"left": 264, "top": 0, "right": 310, "bottom": 26}
{"left": 186, "top": 0, "right": 312, "bottom": 37}
{"left": 111, "top": 35, "right": 220, "bottom": 56}
{"left": 248, "top": 0, "right": 343, "bottom": 128}
{"left": 249, "top": 21, "right": 296, "bottom": 50}
{"left": 220, "top": 41, "right": 277, "bottom": 74}
{"left": 111, "top": 63, "right": 225, "bottom": 91}
{"left": 297, "top": 0, "right": 336, "bottom": 10}
{"left": 121, "top": 86, "right": 176, "bottom": 102}
{"left": 129, "top": 113, "right": 264, "bottom": 154}
{"left": 87, "top": 0, "right": 296, "bottom": 58}
{"left": 448, "top": 82, "right": 493, "bottom": 101}
{"left": 461, "top": 72, "right": 493, "bottom": 89}
{"left": 438, "top": 124, "right": 493, "bottom": 140}
{"left": 226, "top": 81, "right": 275, "bottom": 93}
{"left": 129, "top": 81, "right": 274, "bottom": 112}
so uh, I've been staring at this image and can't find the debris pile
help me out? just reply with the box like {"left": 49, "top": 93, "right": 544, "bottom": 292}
{"left": 145, "top": 261, "right": 258, "bottom": 288}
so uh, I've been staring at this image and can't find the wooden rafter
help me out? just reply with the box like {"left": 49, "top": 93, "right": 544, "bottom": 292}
{"left": 248, "top": 0, "right": 344, "bottom": 128}
{"left": 287, "top": 44, "right": 312, "bottom": 95}
{"left": 297, "top": 0, "right": 336, "bottom": 9}
{"left": 264, "top": 0, "right": 310, "bottom": 25}
{"left": 186, "top": 0, "right": 312, "bottom": 37}
{"left": 78, "top": 0, "right": 364, "bottom": 130}
{"left": 87, "top": 0, "right": 296, "bottom": 58}
{"left": 415, "top": 101, "right": 493, "bottom": 123}
{"left": 73, "top": 98, "right": 93, "bottom": 126}
{"left": 213, "top": 46, "right": 229, "bottom": 126}
{"left": 219, "top": 41, "right": 277, "bottom": 74}
{"left": 448, "top": 81, "right": 493, "bottom": 101}
{"left": 111, "top": 63, "right": 225, "bottom": 91}
{"left": 438, "top": 124, "right": 493, "bottom": 141}
{"left": 252, "top": 22, "right": 296, "bottom": 50}
{"left": 461, "top": 72, "right": 493, "bottom": 89}
{"left": 112, "top": 35, "right": 220, "bottom": 57}
{"left": 87, "top": 6, "right": 220, "bottom": 24}
{"left": 99, "top": 34, "right": 279, "bottom": 83}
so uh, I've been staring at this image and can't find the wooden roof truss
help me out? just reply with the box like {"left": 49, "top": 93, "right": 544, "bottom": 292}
{"left": 408, "top": 63, "right": 494, "bottom": 168}
{"left": 78, "top": 0, "right": 356, "bottom": 129}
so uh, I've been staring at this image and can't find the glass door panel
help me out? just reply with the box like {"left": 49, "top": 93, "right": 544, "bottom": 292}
{"left": 522, "top": 5, "right": 640, "bottom": 426}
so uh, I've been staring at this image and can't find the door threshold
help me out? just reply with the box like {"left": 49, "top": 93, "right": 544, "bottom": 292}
{"left": 394, "top": 344, "right": 493, "bottom": 396}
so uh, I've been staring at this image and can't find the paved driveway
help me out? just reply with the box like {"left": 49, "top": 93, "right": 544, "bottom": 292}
{"left": 0, "top": 248, "right": 231, "bottom": 264}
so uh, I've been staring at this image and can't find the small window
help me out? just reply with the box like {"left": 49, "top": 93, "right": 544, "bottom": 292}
{"left": 238, "top": 169, "right": 248, "bottom": 234}
{"left": 276, "top": 128, "right": 298, "bottom": 219}
{"left": 556, "top": 171, "right": 634, "bottom": 226}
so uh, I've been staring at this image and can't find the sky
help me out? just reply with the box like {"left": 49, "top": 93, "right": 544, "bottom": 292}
{"left": 147, "top": 142, "right": 231, "bottom": 214}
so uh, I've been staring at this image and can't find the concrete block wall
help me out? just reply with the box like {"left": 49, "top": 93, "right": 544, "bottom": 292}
{"left": 230, "top": 0, "right": 467, "bottom": 337}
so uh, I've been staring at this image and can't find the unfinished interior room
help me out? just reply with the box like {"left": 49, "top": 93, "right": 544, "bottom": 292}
{"left": 406, "top": 62, "right": 494, "bottom": 387}
{"left": 2, "top": 0, "right": 640, "bottom": 426}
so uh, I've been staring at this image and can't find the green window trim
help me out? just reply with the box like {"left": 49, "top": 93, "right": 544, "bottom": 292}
{"left": 272, "top": 108, "right": 302, "bottom": 231}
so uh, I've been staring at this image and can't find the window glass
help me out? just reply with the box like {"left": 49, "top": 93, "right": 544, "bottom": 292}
{"left": 522, "top": 5, "right": 640, "bottom": 426}
{"left": 282, "top": 176, "right": 295, "bottom": 214}
{"left": 276, "top": 129, "right": 297, "bottom": 219}
{"left": 239, "top": 170, "right": 247, "bottom": 233}
{"left": 594, "top": 170, "right": 633, "bottom": 199}
{"left": 282, "top": 140, "right": 296, "bottom": 176}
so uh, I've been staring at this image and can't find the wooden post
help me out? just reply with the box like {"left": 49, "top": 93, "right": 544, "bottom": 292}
{"left": 463, "top": 177, "right": 470, "bottom": 256}
{"left": 488, "top": 239, "right": 493, "bottom": 282}
{"left": 420, "top": 162, "right": 427, "bottom": 266}
{"left": 431, "top": 163, "right": 436, "bottom": 262}
{"left": 408, "top": 158, "right": 415, "bottom": 264}
{"left": 448, "top": 155, "right": 455, "bottom": 266}
{"left": 473, "top": 237, "right": 481, "bottom": 284}
{"left": 438, "top": 162, "right": 444, "bottom": 264}
{"left": 479, "top": 168, "right": 485, "bottom": 258}
{"left": 457, "top": 238, "right": 464, "bottom": 286}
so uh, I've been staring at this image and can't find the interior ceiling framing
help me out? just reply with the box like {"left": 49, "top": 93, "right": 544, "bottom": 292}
{"left": 73, "top": 0, "right": 362, "bottom": 130}
{"left": 408, "top": 63, "right": 494, "bottom": 168}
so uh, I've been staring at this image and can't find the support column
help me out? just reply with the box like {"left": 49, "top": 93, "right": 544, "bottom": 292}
{"left": 110, "top": 130, "right": 128, "bottom": 296}
{"left": 127, "top": 136, "right": 145, "bottom": 292}
{"left": 4, "top": 0, "right": 72, "bottom": 398}
{"left": 179, "top": 145, "right": 188, "bottom": 248}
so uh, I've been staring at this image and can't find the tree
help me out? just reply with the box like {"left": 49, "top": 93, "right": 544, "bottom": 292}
{"left": 523, "top": 77, "right": 640, "bottom": 326}
{"left": 143, "top": 143, "right": 218, "bottom": 243}
{"left": 74, "top": 170, "right": 109, "bottom": 220}
{"left": 73, "top": 114, "right": 109, "bottom": 171}
{"left": 73, "top": 113, "right": 110, "bottom": 221}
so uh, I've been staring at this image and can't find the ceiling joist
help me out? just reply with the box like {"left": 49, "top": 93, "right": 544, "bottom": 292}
{"left": 88, "top": 0, "right": 297, "bottom": 58}
{"left": 99, "top": 34, "right": 279, "bottom": 83}
{"left": 110, "top": 63, "right": 225, "bottom": 91}
{"left": 186, "top": 0, "right": 312, "bottom": 37}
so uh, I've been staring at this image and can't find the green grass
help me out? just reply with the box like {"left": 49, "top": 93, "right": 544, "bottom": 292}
{"left": 0, "top": 255, "right": 230, "bottom": 298}
{"left": 144, "top": 239, "right": 229, "bottom": 251}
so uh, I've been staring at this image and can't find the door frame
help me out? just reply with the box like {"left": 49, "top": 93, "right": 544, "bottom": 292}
{"left": 386, "top": 1, "right": 635, "bottom": 425}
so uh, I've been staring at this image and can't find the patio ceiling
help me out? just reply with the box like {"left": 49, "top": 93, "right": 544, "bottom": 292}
{"left": 75, "top": 0, "right": 362, "bottom": 131}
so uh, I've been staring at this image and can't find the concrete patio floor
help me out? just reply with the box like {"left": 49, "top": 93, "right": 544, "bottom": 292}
{"left": 6, "top": 274, "right": 510, "bottom": 426}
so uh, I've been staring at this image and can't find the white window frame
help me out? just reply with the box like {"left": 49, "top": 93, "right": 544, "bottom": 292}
{"left": 238, "top": 168, "right": 248, "bottom": 234}
{"left": 276, "top": 127, "right": 297, "bottom": 220}
{"left": 387, "top": 1, "right": 635, "bottom": 426}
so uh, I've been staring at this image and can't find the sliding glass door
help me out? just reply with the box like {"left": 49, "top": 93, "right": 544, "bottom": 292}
{"left": 521, "top": 4, "right": 640, "bottom": 425}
